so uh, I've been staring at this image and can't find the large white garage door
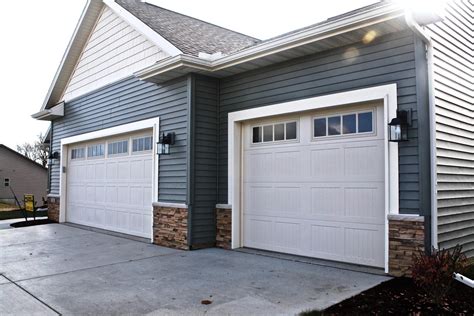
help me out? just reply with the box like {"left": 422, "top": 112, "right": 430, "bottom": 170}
{"left": 243, "top": 103, "right": 385, "bottom": 267}
{"left": 66, "top": 132, "right": 153, "bottom": 238}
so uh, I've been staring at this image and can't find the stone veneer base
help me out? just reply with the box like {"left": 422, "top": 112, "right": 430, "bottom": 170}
{"left": 47, "top": 196, "right": 60, "bottom": 222}
{"left": 388, "top": 215, "right": 425, "bottom": 277}
{"left": 153, "top": 205, "right": 189, "bottom": 250}
{"left": 216, "top": 207, "right": 232, "bottom": 249}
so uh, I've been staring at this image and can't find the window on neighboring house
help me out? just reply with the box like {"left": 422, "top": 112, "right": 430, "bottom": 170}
{"left": 252, "top": 121, "right": 298, "bottom": 144}
{"left": 108, "top": 140, "right": 128, "bottom": 156}
{"left": 71, "top": 148, "right": 85, "bottom": 159}
{"left": 132, "top": 136, "right": 153, "bottom": 152}
{"left": 4, "top": 178, "right": 10, "bottom": 187}
{"left": 313, "top": 110, "right": 374, "bottom": 138}
{"left": 87, "top": 144, "right": 105, "bottom": 158}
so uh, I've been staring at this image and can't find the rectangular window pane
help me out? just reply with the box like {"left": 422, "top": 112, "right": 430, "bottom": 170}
{"left": 343, "top": 114, "right": 356, "bottom": 134}
{"left": 88, "top": 144, "right": 104, "bottom": 157}
{"left": 144, "top": 137, "right": 152, "bottom": 150}
{"left": 263, "top": 125, "right": 273, "bottom": 142}
{"left": 358, "top": 112, "right": 373, "bottom": 133}
{"left": 274, "top": 123, "right": 284, "bottom": 141}
{"left": 328, "top": 116, "right": 341, "bottom": 136}
{"left": 314, "top": 118, "right": 326, "bottom": 137}
{"left": 285, "top": 122, "right": 297, "bottom": 140}
{"left": 132, "top": 137, "right": 152, "bottom": 152}
{"left": 252, "top": 127, "right": 262, "bottom": 143}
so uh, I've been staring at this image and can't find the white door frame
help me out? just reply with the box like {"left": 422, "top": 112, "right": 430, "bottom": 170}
{"left": 58, "top": 117, "right": 160, "bottom": 240}
{"left": 228, "top": 84, "right": 399, "bottom": 273}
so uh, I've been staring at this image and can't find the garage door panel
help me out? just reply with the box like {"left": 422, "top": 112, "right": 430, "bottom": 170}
{"left": 344, "top": 144, "right": 384, "bottom": 180}
{"left": 310, "top": 225, "right": 344, "bottom": 257}
{"left": 344, "top": 186, "right": 384, "bottom": 221}
{"left": 310, "top": 148, "right": 344, "bottom": 179}
{"left": 243, "top": 105, "right": 385, "bottom": 267}
{"left": 311, "top": 187, "right": 344, "bottom": 216}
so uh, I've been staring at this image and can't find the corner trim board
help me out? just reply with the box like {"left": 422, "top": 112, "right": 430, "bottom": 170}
{"left": 227, "top": 83, "right": 399, "bottom": 273}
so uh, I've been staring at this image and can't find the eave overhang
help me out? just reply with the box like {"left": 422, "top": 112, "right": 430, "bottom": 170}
{"left": 136, "top": 3, "right": 408, "bottom": 83}
{"left": 32, "top": 102, "right": 65, "bottom": 121}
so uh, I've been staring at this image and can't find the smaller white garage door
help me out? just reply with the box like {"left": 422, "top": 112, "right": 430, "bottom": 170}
{"left": 66, "top": 131, "right": 154, "bottom": 238}
{"left": 243, "top": 103, "right": 385, "bottom": 267}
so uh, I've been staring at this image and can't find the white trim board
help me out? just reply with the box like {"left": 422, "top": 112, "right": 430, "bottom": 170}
{"left": 227, "top": 84, "right": 399, "bottom": 273}
{"left": 58, "top": 117, "right": 160, "bottom": 242}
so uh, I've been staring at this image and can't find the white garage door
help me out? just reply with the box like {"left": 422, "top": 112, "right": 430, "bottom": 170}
{"left": 243, "top": 103, "right": 385, "bottom": 267}
{"left": 66, "top": 132, "right": 153, "bottom": 238}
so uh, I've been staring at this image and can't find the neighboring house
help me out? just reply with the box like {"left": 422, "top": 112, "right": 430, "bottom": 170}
{"left": 32, "top": 0, "right": 473, "bottom": 277}
{"left": 0, "top": 145, "right": 48, "bottom": 206}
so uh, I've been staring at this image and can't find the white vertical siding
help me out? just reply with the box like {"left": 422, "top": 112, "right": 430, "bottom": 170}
{"left": 427, "top": 0, "right": 474, "bottom": 256}
{"left": 62, "top": 6, "right": 169, "bottom": 102}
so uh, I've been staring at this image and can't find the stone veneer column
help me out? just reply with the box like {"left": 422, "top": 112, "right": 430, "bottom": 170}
{"left": 388, "top": 214, "right": 425, "bottom": 277}
{"left": 216, "top": 204, "right": 232, "bottom": 249}
{"left": 47, "top": 196, "right": 60, "bottom": 222}
{"left": 153, "top": 202, "right": 189, "bottom": 250}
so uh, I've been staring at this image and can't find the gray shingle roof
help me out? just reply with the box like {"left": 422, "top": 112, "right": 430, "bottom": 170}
{"left": 115, "top": 0, "right": 261, "bottom": 56}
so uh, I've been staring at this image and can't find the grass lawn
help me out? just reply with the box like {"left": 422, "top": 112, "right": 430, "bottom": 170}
{"left": 301, "top": 261, "right": 474, "bottom": 315}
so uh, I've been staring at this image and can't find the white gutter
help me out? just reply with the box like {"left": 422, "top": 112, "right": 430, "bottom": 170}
{"left": 404, "top": 13, "right": 438, "bottom": 249}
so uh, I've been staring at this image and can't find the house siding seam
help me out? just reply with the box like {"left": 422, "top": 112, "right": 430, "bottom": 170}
{"left": 50, "top": 76, "right": 189, "bottom": 203}
{"left": 217, "top": 30, "right": 423, "bottom": 215}
{"left": 190, "top": 75, "right": 220, "bottom": 246}
{"left": 427, "top": 0, "right": 474, "bottom": 257}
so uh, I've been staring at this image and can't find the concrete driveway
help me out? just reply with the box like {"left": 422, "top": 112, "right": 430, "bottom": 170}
{"left": 0, "top": 224, "right": 389, "bottom": 315}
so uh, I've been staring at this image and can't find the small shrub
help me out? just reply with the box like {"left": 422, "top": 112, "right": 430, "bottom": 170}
{"left": 412, "top": 244, "right": 469, "bottom": 305}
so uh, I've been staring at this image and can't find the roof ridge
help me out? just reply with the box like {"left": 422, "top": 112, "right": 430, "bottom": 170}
{"left": 140, "top": 1, "right": 261, "bottom": 42}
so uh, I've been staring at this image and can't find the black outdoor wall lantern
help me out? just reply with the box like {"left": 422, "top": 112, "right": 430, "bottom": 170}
{"left": 157, "top": 132, "right": 175, "bottom": 155}
{"left": 48, "top": 151, "right": 60, "bottom": 164}
{"left": 388, "top": 110, "right": 410, "bottom": 142}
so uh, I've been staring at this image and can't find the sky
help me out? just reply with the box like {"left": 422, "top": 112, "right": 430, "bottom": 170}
{"left": 0, "top": 0, "right": 379, "bottom": 150}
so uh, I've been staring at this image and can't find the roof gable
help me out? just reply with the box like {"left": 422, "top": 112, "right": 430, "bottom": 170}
{"left": 115, "top": 0, "right": 260, "bottom": 56}
{"left": 0, "top": 145, "right": 47, "bottom": 171}
{"left": 62, "top": 5, "right": 170, "bottom": 102}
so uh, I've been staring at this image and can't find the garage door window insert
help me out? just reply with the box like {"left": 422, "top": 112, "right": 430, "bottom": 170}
{"left": 71, "top": 148, "right": 85, "bottom": 159}
{"left": 252, "top": 121, "right": 298, "bottom": 144}
{"left": 313, "top": 110, "right": 373, "bottom": 138}
{"left": 108, "top": 140, "right": 128, "bottom": 156}
{"left": 87, "top": 144, "right": 105, "bottom": 158}
{"left": 132, "top": 136, "right": 153, "bottom": 152}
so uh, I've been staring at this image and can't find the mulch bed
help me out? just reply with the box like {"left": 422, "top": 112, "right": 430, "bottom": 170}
{"left": 10, "top": 219, "right": 55, "bottom": 228}
{"left": 0, "top": 210, "right": 47, "bottom": 220}
{"left": 305, "top": 276, "right": 474, "bottom": 315}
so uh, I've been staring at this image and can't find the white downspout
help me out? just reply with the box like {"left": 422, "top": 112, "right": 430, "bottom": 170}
{"left": 405, "top": 13, "right": 438, "bottom": 249}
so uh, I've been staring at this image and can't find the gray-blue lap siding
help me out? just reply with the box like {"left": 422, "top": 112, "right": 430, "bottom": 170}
{"left": 216, "top": 30, "right": 427, "bottom": 215}
{"left": 189, "top": 75, "right": 220, "bottom": 246}
{"left": 49, "top": 76, "right": 189, "bottom": 203}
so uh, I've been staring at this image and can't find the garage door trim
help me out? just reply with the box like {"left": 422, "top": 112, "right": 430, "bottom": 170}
{"left": 227, "top": 84, "right": 398, "bottom": 273}
{"left": 58, "top": 117, "right": 160, "bottom": 241}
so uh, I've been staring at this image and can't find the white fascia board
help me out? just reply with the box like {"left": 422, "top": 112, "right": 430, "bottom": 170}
{"left": 39, "top": 0, "right": 98, "bottom": 112}
{"left": 103, "top": 0, "right": 182, "bottom": 56}
{"left": 135, "top": 3, "right": 405, "bottom": 80}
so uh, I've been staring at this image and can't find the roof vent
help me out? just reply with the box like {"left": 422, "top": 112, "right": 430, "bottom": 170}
{"left": 198, "top": 52, "right": 225, "bottom": 61}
